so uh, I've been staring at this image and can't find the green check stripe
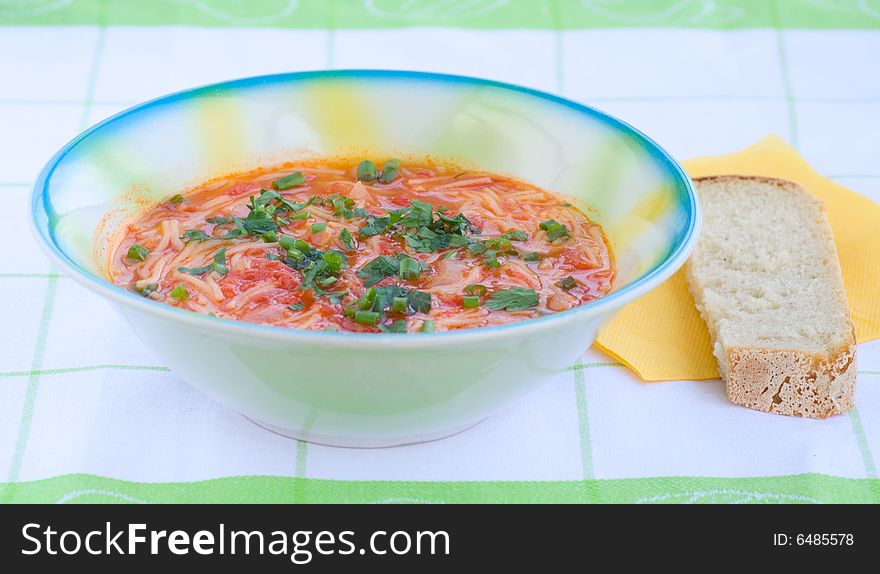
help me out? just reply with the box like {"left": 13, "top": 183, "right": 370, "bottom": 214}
{"left": 572, "top": 360, "right": 595, "bottom": 482}
{"left": 3, "top": 21, "right": 108, "bottom": 497}
{"left": 4, "top": 276, "right": 58, "bottom": 492}
{"left": 2, "top": 0, "right": 880, "bottom": 30}
{"left": 770, "top": 0, "right": 799, "bottom": 149}
{"left": 0, "top": 364, "right": 170, "bottom": 379}
{"left": 2, "top": 472, "right": 878, "bottom": 504}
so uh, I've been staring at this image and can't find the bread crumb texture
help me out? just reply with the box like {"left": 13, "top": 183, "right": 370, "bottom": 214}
{"left": 686, "top": 176, "right": 856, "bottom": 418}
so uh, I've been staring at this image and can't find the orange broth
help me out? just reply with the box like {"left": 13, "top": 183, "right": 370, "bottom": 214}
{"left": 110, "top": 158, "right": 614, "bottom": 333}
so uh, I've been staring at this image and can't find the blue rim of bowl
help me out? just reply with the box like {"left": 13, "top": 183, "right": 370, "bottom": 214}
{"left": 31, "top": 69, "right": 701, "bottom": 347}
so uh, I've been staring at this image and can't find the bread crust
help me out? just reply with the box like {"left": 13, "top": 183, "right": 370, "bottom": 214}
{"left": 687, "top": 175, "right": 857, "bottom": 419}
{"left": 725, "top": 343, "right": 856, "bottom": 418}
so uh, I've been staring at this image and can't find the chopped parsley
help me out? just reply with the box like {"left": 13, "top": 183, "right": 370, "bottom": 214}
{"left": 178, "top": 247, "right": 228, "bottom": 277}
{"left": 404, "top": 226, "right": 470, "bottom": 252}
{"left": 357, "top": 255, "right": 400, "bottom": 287}
{"left": 327, "top": 193, "right": 367, "bottom": 220}
{"left": 339, "top": 228, "right": 356, "bottom": 251}
{"left": 271, "top": 171, "right": 306, "bottom": 190}
{"left": 359, "top": 215, "right": 392, "bottom": 237}
{"left": 557, "top": 276, "right": 577, "bottom": 290}
{"left": 406, "top": 289, "right": 432, "bottom": 313}
{"left": 217, "top": 190, "right": 319, "bottom": 240}
{"left": 181, "top": 229, "right": 213, "bottom": 242}
{"left": 399, "top": 200, "right": 433, "bottom": 229}
{"left": 539, "top": 219, "right": 570, "bottom": 242}
{"left": 126, "top": 243, "right": 150, "bottom": 262}
{"left": 378, "top": 319, "right": 407, "bottom": 333}
{"left": 486, "top": 287, "right": 539, "bottom": 311}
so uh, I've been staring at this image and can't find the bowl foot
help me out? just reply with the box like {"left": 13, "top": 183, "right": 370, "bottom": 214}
{"left": 246, "top": 417, "right": 486, "bottom": 448}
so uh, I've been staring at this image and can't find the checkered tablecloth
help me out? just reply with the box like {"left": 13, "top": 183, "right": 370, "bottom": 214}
{"left": 1, "top": 0, "right": 879, "bottom": 504}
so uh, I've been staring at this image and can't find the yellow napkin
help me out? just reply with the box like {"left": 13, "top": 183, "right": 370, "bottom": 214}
{"left": 595, "top": 135, "right": 880, "bottom": 381}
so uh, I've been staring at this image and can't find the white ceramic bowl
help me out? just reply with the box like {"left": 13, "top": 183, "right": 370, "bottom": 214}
{"left": 31, "top": 71, "right": 700, "bottom": 447}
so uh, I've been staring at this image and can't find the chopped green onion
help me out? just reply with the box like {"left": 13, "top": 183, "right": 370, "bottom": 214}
{"left": 169, "top": 193, "right": 186, "bottom": 205}
{"left": 356, "top": 160, "right": 378, "bottom": 182}
{"left": 318, "top": 276, "right": 338, "bottom": 288}
{"left": 378, "top": 159, "right": 401, "bottom": 184}
{"left": 391, "top": 296, "right": 408, "bottom": 314}
{"left": 539, "top": 219, "right": 570, "bottom": 242}
{"left": 287, "top": 303, "right": 304, "bottom": 311}
{"left": 293, "top": 239, "right": 312, "bottom": 254}
{"left": 126, "top": 243, "right": 150, "bottom": 262}
{"left": 357, "top": 287, "right": 377, "bottom": 311}
{"left": 378, "top": 168, "right": 398, "bottom": 184}
{"left": 279, "top": 235, "right": 296, "bottom": 251}
{"left": 521, "top": 251, "right": 542, "bottom": 262}
{"left": 420, "top": 319, "right": 435, "bottom": 333}
{"left": 311, "top": 222, "right": 327, "bottom": 234}
{"left": 291, "top": 211, "right": 310, "bottom": 221}
{"left": 271, "top": 171, "right": 306, "bottom": 190}
{"left": 354, "top": 310, "right": 380, "bottom": 325}
{"left": 262, "top": 230, "right": 278, "bottom": 243}
{"left": 464, "top": 284, "right": 488, "bottom": 296}
{"left": 169, "top": 283, "right": 189, "bottom": 301}
{"left": 557, "top": 276, "right": 577, "bottom": 290}
{"left": 398, "top": 255, "right": 422, "bottom": 281}
{"left": 462, "top": 295, "right": 480, "bottom": 308}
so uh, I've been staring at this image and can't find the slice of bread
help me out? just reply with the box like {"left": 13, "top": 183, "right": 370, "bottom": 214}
{"left": 685, "top": 176, "right": 856, "bottom": 418}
